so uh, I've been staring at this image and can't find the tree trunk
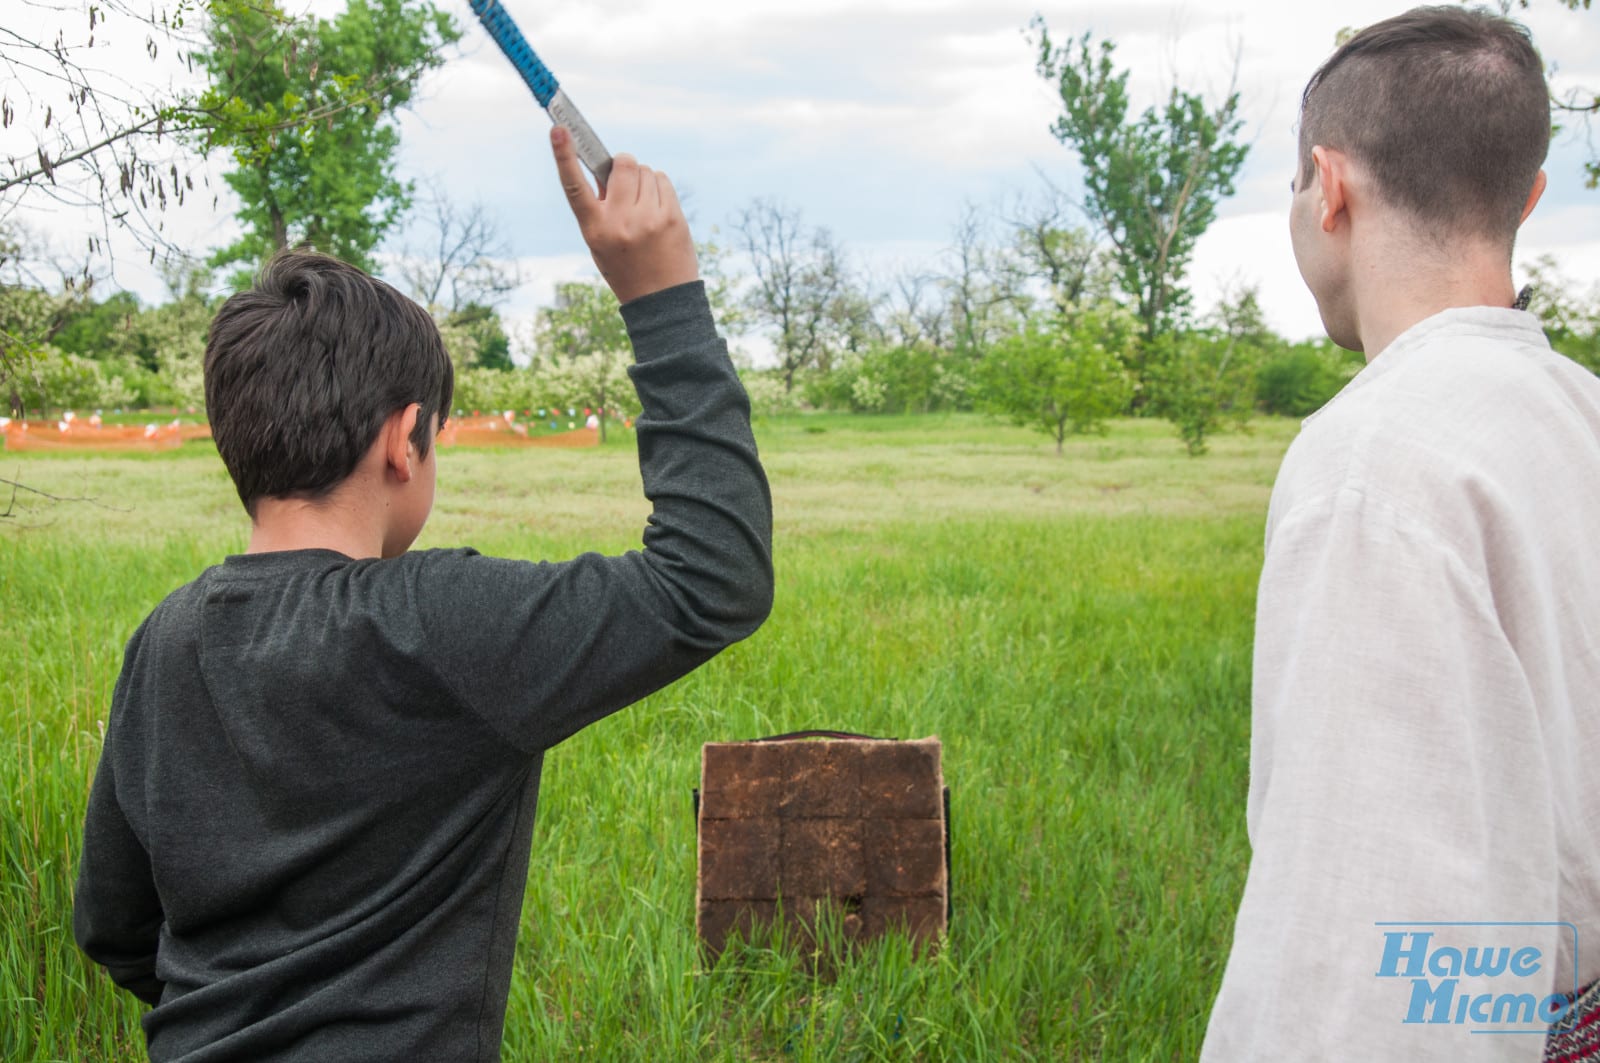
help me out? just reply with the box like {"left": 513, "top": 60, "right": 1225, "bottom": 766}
{"left": 269, "top": 204, "right": 288, "bottom": 253}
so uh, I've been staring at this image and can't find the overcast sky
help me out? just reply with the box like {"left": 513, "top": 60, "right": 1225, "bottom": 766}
{"left": 9, "top": 0, "right": 1600, "bottom": 350}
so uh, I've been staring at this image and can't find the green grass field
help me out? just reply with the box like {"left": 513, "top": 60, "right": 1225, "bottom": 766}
{"left": 1, "top": 413, "right": 1299, "bottom": 1061}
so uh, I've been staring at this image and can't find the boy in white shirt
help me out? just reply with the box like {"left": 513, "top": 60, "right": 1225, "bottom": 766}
{"left": 1203, "top": 7, "right": 1600, "bottom": 1061}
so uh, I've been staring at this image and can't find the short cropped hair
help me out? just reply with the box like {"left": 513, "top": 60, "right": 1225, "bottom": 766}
{"left": 1298, "top": 5, "right": 1550, "bottom": 243}
{"left": 204, "top": 250, "right": 454, "bottom": 517}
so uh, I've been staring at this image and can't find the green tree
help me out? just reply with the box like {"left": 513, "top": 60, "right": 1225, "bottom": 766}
{"left": 445, "top": 304, "right": 513, "bottom": 372}
{"left": 980, "top": 305, "right": 1136, "bottom": 454}
{"left": 535, "top": 352, "right": 635, "bottom": 443}
{"left": 52, "top": 292, "right": 146, "bottom": 363}
{"left": 1254, "top": 339, "right": 1361, "bottom": 416}
{"left": 1146, "top": 288, "right": 1270, "bottom": 455}
{"left": 534, "top": 279, "right": 632, "bottom": 441}
{"left": 538, "top": 280, "right": 628, "bottom": 364}
{"left": 0, "top": 226, "right": 147, "bottom": 416}
{"left": 1523, "top": 254, "right": 1600, "bottom": 373}
{"left": 819, "top": 342, "right": 975, "bottom": 415}
{"left": 52, "top": 264, "right": 216, "bottom": 394}
{"left": 450, "top": 365, "right": 538, "bottom": 419}
{"left": 195, "top": 0, "right": 458, "bottom": 272}
{"left": 1, "top": 227, "right": 221, "bottom": 415}
{"left": 1032, "top": 19, "right": 1249, "bottom": 340}
{"left": 0, "top": 224, "right": 93, "bottom": 417}
{"left": 129, "top": 272, "right": 216, "bottom": 409}
{"left": 42, "top": 261, "right": 215, "bottom": 409}
{"left": 11, "top": 349, "right": 137, "bottom": 414}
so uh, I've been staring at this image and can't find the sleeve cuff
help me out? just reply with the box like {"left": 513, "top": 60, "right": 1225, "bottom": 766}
{"left": 618, "top": 281, "right": 720, "bottom": 363}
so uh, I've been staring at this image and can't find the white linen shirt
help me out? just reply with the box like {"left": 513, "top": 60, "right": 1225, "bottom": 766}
{"left": 1202, "top": 308, "right": 1600, "bottom": 1062}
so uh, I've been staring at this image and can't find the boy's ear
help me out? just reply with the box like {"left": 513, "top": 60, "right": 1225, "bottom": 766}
{"left": 384, "top": 403, "right": 422, "bottom": 484}
{"left": 1312, "top": 146, "right": 1348, "bottom": 233}
{"left": 1519, "top": 169, "right": 1547, "bottom": 227}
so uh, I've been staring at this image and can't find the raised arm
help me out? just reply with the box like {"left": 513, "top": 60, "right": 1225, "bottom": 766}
{"left": 403, "top": 129, "right": 773, "bottom": 754}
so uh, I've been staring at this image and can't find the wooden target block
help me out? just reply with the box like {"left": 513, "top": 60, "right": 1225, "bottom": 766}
{"left": 695, "top": 735, "right": 947, "bottom": 960}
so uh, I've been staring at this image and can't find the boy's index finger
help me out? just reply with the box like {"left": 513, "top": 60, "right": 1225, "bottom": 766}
{"left": 551, "top": 126, "right": 597, "bottom": 219}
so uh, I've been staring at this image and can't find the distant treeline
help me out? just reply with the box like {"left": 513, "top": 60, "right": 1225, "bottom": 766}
{"left": 4, "top": 222, "right": 1597, "bottom": 457}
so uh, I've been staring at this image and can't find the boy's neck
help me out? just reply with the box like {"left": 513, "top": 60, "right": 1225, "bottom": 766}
{"left": 248, "top": 477, "right": 387, "bottom": 560}
{"left": 1350, "top": 226, "right": 1518, "bottom": 360}
{"left": 244, "top": 413, "right": 431, "bottom": 560}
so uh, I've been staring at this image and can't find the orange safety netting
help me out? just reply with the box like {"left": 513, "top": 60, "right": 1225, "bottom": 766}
{"left": 0, "top": 416, "right": 210, "bottom": 452}
{"left": 0, "top": 412, "right": 609, "bottom": 452}
{"left": 436, "top": 414, "right": 601, "bottom": 449}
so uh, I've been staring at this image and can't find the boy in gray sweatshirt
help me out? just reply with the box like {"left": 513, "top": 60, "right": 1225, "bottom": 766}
{"left": 73, "top": 127, "right": 773, "bottom": 1062}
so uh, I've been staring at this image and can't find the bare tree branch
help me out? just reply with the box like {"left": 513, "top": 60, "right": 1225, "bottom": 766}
{"left": 0, "top": 473, "right": 131, "bottom": 517}
{"left": 395, "top": 179, "right": 520, "bottom": 313}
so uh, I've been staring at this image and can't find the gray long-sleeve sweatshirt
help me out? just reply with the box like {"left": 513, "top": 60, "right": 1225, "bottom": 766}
{"left": 73, "top": 281, "right": 773, "bottom": 1062}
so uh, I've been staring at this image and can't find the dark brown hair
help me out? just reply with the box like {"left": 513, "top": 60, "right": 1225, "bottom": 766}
{"left": 204, "top": 250, "right": 454, "bottom": 516}
{"left": 1298, "top": 5, "right": 1550, "bottom": 242}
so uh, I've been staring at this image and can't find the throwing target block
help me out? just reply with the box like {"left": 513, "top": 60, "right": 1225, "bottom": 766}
{"left": 695, "top": 734, "right": 948, "bottom": 960}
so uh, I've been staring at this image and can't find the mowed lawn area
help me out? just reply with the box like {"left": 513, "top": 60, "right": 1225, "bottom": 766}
{"left": 2, "top": 413, "right": 1299, "bottom": 1061}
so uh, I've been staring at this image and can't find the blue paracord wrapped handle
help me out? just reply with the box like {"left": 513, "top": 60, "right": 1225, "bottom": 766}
{"left": 468, "top": 0, "right": 557, "bottom": 106}
{"left": 467, "top": 0, "right": 613, "bottom": 186}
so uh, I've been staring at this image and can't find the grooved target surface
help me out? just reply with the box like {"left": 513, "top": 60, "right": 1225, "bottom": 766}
{"left": 695, "top": 737, "right": 947, "bottom": 959}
